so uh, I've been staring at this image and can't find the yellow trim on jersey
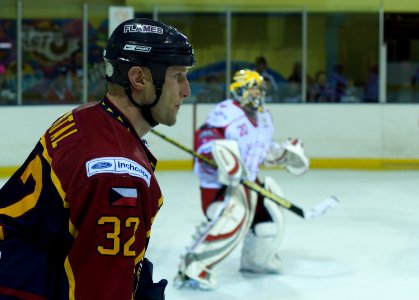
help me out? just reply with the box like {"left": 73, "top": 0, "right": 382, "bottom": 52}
{"left": 64, "top": 256, "right": 76, "bottom": 300}
{"left": 48, "top": 112, "right": 78, "bottom": 149}
{"left": 150, "top": 196, "right": 163, "bottom": 224}
{"left": 49, "top": 111, "right": 73, "bottom": 133}
{"left": 69, "top": 219, "right": 78, "bottom": 239}
{"left": 0, "top": 155, "right": 42, "bottom": 218}
{"left": 135, "top": 248, "right": 145, "bottom": 266}
{"left": 51, "top": 128, "right": 78, "bottom": 149}
{"left": 40, "top": 136, "right": 69, "bottom": 208}
{"left": 0, "top": 225, "right": 4, "bottom": 240}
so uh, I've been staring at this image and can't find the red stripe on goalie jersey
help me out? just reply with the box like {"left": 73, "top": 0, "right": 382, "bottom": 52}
{"left": 0, "top": 97, "right": 162, "bottom": 300}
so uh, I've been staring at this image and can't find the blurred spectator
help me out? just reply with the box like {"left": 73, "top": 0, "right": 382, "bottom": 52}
{"left": 309, "top": 71, "right": 336, "bottom": 102}
{"left": 254, "top": 56, "right": 279, "bottom": 100}
{"left": 288, "top": 62, "right": 302, "bottom": 83}
{"left": 263, "top": 76, "right": 279, "bottom": 103}
{"left": 46, "top": 65, "right": 77, "bottom": 104}
{"left": 288, "top": 62, "right": 313, "bottom": 85}
{"left": 287, "top": 62, "right": 313, "bottom": 101}
{"left": 364, "top": 65, "right": 378, "bottom": 102}
{"left": 0, "top": 64, "right": 16, "bottom": 104}
{"left": 411, "top": 67, "right": 419, "bottom": 86}
{"left": 67, "top": 51, "right": 83, "bottom": 100}
{"left": 329, "top": 64, "right": 348, "bottom": 101}
{"left": 196, "top": 74, "right": 224, "bottom": 103}
{"left": 340, "top": 79, "right": 360, "bottom": 102}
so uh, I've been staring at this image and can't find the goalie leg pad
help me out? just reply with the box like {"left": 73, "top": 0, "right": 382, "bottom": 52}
{"left": 177, "top": 185, "right": 257, "bottom": 289}
{"left": 241, "top": 176, "right": 285, "bottom": 273}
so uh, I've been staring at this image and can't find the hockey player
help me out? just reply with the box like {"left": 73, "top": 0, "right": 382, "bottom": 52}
{"left": 0, "top": 18, "right": 194, "bottom": 299}
{"left": 175, "top": 69, "right": 309, "bottom": 289}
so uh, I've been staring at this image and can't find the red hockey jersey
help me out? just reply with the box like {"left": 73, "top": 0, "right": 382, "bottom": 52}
{"left": 0, "top": 97, "right": 162, "bottom": 299}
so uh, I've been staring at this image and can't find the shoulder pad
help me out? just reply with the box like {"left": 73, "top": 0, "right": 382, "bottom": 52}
{"left": 206, "top": 100, "right": 245, "bottom": 127}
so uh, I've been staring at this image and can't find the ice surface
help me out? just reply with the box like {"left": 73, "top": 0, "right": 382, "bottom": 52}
{"left": 149, "top": 170, "right": 419, "bottom": 300}
{"left": 1, "top": 169, "right": 418, "bottom": 299}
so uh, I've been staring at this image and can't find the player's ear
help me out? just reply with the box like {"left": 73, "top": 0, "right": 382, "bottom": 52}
{"left": 128, "top": 66, "right": 148, "bottom": 90}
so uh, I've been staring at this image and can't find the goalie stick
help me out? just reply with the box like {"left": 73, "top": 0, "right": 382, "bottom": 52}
{"left": 150, "top": 129, "right": 339, "bottom": 219}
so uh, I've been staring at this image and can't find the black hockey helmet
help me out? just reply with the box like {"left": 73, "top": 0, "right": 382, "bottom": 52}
{"left": 103, "top": 18, "right": 195, "bottom": 126}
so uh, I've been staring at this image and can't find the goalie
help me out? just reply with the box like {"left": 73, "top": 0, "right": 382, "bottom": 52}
{"left": 175, "top": 69, "right": 309, "bottom": 290}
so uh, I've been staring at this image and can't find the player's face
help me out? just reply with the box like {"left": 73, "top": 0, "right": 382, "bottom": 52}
{"left": 151, "top": 66, "right": 191, "bottom": 126}
{"left": 244, "top": 84, "right": 264, "bottom": 109}
{"left": 248, "top": 84, "right": 262, "bottom": 99}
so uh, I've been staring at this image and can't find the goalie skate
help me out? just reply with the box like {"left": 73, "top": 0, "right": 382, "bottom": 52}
{"left": 174, "top": 257, "right": 216, "bottom": 290}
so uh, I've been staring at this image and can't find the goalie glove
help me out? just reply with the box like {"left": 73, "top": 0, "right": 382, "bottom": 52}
{"left": 263, "top": 141, "right": 287, "bottom": 167}
{"left": 282, "top": 138, "right": 310, "bottom": 176}
{"left": 212, "top": 139, "right": 249, "bottom": 187}
{"left": 264, "top": 139, "right": 309, "bottom": 176}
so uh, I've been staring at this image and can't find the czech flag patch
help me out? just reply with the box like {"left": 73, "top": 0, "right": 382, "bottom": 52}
{"left": 109, "top": 187, "right": 138, "bottom": 207}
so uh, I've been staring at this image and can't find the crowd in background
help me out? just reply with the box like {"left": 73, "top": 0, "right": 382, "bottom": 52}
{"left": 195, "top": 57, "right": 386, "bottom": 104}
{"left": 2, "top": 53, "right": 419, "bottom": 105}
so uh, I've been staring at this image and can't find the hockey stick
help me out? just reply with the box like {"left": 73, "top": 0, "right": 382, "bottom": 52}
{"left": 150, "top": 129, "right": 338, "bottom": 219}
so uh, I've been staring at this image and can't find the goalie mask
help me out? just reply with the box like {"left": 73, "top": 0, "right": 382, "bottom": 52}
{"left": 103, "top": 18, "right": 195, "bottom": 127}
{"left": 230, "top": 69, "right": 265, "bottom": 111}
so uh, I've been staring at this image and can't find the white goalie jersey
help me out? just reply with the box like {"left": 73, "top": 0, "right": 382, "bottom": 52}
{"left": 194, "top": 99, "right": 274, "bottom": 187}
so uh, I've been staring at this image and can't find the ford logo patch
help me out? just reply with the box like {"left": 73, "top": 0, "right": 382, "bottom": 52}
{"left": 91, "top": 162, "right": 112, "bottom": 169}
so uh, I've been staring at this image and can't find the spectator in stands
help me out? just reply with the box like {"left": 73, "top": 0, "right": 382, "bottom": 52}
{"left": 67, "top": 51, "right": 83, "bottom": 100}
{"left": 0, "top": 64, "right": 16, "bottom": 104}
{"left": 254, "top": 56, "right": 279, "bottom": 101}
{"left": 411, "top": 66, "right": 419, "bottom": 86}
{"left": 288, "top": 62, "right": 303, "bottom": 84}
{"left": 340, "top": 79, "right": 360, "bottom": 102}
{"left": 196, "top": 74, "right": 224, "bottom": 103}
{"left": 309, "top": 70, "right": 336, "bottom": 102}
{"left": 329, "top": 64, "right": 348, "bottom": 101}
{"left": 364, "top": 65, "right": 379, "bottom": 102}
{"left": 287, "top": 61, "right": 313, "bottom": 101}
{"left": 46, "top": 65, "right": 77, "bottom": 104}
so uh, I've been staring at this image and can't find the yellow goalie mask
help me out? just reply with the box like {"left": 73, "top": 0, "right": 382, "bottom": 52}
{"left": 230, "top": 69, "right": 266, "bottom": 111}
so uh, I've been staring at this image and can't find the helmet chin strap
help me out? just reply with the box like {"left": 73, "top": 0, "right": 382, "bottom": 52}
{"left": 122, "top": 80, "right": 163, "bottom": 128}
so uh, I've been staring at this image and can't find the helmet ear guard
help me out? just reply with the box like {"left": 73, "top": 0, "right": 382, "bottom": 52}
{"left": 230, "top": 69, "right": 266, "bottom": 111}
{"left": 103, "top": 18, "right": 195, "bottom": 127}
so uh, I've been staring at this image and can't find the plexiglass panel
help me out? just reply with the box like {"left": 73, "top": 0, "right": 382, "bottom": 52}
{"left": 21, "top": 2, "right": 83, "bottom": 104}
{"left": 231, "top": 12, "right": 303, "bottom": 103}
{"left": 159, "top": 12, "right": 227, "bottom": 103}
{"left": 0, "top": 1, "right": 17, "bottom": 105}
{"left": 385, "top": 13, "right": 419, "bottom": 103}
{"left": 307, "top": 13, "right": 379, "bottom": 103}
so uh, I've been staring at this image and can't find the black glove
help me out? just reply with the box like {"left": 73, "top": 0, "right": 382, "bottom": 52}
{"left": 135, "top": 258, "right": 168, "bottom": 300}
